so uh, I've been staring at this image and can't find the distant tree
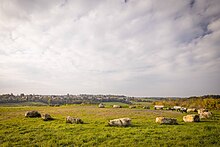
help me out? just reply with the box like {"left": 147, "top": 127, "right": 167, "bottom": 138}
{"left": 48, "top": 98, "right": 52, "bottom": 105}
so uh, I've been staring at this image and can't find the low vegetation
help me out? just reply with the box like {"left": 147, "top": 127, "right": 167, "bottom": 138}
{"left": 154, "top": 95, "right": 220, "bottom": 110}
{"left": 0, "top": 104, "right": 220, "bottom": 146}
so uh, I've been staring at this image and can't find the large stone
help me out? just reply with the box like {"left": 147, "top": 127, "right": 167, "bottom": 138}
{"left": 98, "top": 103, "right": 105, "bottom": 108}
{"left": 129, "top": 105, "right": 136, "bottom": 109}
{"left": 155, "top": 117, "right": 178, "bottom": 125}
{"left": 154, "top": 105, "right": 164, "bottom": 110}
{"left": 179, "top": 107, "right": 187, "bottom": 113}
{"left": 198, "top": 109, "right": 208, "bottom": 114}
{"left": 109, "top": 118, "right": 131, "bottom": 127}
{"left": 173, "top": 106, "right": 182, "bottom": 110}
{"left": 200, "top": 112, "right": 212, "bottom": 119}
{"left": 42, "top": 114, "right": 53, "bottom": 121}
{"left": 187, "top": 108, "right": 197, "bottom": 113}
{"left": 66, "top": 116, "right": 83, "bottom": 124}
{"left": 25, "top": 111, "right": 41, "bottom": 118}
{"left": 143, "top": 106, "right": 150, "bottom": 109}
{"left": 113, "top": 105, "right": 121, "bottom": 108}
{"left": 183, "top": 114, "right": 200, "bottom": 122}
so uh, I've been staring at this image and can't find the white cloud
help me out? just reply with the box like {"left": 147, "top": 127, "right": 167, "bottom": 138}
{"left": 0, "top": 0, "right": 220, "bottom": 96}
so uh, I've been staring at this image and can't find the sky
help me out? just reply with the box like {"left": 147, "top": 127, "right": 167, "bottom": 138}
{"left": 0, "top": 0, "right": 220, "bottom": 97}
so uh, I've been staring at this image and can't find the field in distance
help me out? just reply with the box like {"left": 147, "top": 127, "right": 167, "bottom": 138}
{"left": 0, "top": 104, "right": 220, "bottom": 146}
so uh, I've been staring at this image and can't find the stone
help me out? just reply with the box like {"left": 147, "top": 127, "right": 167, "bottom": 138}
{"left": 154, "top": 105, "right": 164, "bottom": 110}
{"left": 109, "top": 118, "right": 131, "bottom": 127}
{"left": 155, "top": 117, "right": 178, "bottom": 125}
{"left": 183, "top": 114, "right": 200, "bottom": 122}
{"left": 42, "top": 114, "right": 53, "bottom": 121}
{"left": 198, "top": 109, "right": 208, "bottom": 114}
{"left": 179, "top": 107, "right": 187, "bottom": 113}
{"left": 66, "top": 116, "right": 83, "bottom": 124}
{"left": 113, "top": 105, "right": 121, "bottom": 108}
{"left": 98, "top": 103, "right": 105, "bottom": 108}
{"left": 173, "top": 106, "right": 182, "bottom": 110}
{"left": 187, "top": 108, "right": 197, "bottom": 113}
{"left": 143, "top": 106, "right": 150, "bottom": 109}
{"left": 200, "top": 112, "right": 212, "bottom": 119}
{"left": 129, "top": 106, "right": 136, "bottom": 109}
{"left": 25, "top": 111, "right": 41, "bottom": 118}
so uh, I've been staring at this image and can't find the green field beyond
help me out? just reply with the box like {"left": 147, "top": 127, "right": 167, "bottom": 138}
{"left": 0, "top": 105, "right": 220, "bottom": 146}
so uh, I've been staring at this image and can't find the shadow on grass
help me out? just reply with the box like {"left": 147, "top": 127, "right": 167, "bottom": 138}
{"left": 156, "top": 123, "right": 184, "bottom": 126}
{"left": 179, "top": 120, "right": 218, "bottom": 124}
{"left": 127, "top": 124, "right": 141, "bottom": 128}
{"left": 197, "top": 120, "right": 218, "bottom": 123}
{"left": 104, "top": 124, "right": 141, "bottom": 128}
{"left": 82, "top": 122, "right": 90, "bottom": 124}
{"left": 42, "top": 118, "right": 56, "bottom": 121}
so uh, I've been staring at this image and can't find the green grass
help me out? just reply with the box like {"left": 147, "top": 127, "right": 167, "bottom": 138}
{"left": 102, "top": 102, "right": 129, "bottom": 107}
{"left": 0, "top": 102, "right": 47, "bottom": 107}
{"left": 130, "top": 101, "right": 152, "bottom": 106}
{"left": 0, "top": 105, "right": 220, "bottom": 146}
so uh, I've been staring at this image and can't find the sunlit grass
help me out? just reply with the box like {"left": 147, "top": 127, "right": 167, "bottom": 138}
{"left": 0, "top": 105, "right": 219, "bottom": 146}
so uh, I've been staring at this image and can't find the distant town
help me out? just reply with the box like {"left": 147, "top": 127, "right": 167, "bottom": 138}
{"left": 0, "top": 93, "right": 219, "bottom": 106}
{"left": 0, "top": 93, "right": 136, "bottom": 105}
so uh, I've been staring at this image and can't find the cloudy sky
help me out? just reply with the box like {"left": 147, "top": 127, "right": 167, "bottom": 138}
{"left": 0, "top": 0, "right": 220, "bottom": 96}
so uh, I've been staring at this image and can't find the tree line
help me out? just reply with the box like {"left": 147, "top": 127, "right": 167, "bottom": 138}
{"left": 153, "top": 95, "right": 220, "bottom": 110}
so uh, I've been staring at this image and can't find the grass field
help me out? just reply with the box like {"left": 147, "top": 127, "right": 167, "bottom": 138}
{"left": 102, "top": 102, "right": 130, "bottom": 107}
{"left": 0, "top": 102, "right": 47, "bottom": 107}
{"left": 0, "top": 105, "right": 220, "bottom": 146}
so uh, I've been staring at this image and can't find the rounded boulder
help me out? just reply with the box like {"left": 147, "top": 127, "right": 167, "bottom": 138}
{"left": 25, "top": 111, "right": 41, "bottom": 118}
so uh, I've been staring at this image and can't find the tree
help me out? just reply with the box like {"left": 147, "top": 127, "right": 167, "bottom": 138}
{"left": 48, "top": 98, "right": 52, "bottom": 105}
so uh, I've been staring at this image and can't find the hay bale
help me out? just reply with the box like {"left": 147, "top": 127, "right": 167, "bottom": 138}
{"left": 156, "top": 117, "right": 178, "bottom": 125}
{"left": 109, "top": 118, "right": 131, "bottom": 127}
{"left": 183, "top": 114, "right": 200, "bottom": 122}
{"left": 25, "top": 111, "right": 41, "bottom": 118}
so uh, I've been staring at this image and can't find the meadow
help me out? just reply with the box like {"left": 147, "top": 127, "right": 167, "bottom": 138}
{"left": 0, "top": 104, "right": 220, "bottom": 146}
